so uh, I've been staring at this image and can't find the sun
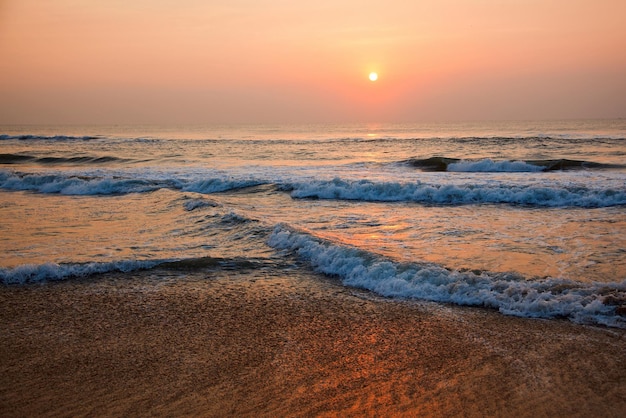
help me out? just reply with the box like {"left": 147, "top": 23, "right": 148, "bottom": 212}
{"left": 368, "top": 72, "right": 378, "bottom": 82}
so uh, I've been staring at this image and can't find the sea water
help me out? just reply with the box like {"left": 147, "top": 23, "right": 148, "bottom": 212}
{"left": 1, "top": 120, "right": 625, "bottom": 327}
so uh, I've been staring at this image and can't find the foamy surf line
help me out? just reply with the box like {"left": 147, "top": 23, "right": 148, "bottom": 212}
{"left": 287, "top": 178, "right": 626, "bottom": 208}
{"left": 2, "top": 170, "right": 625, "bottom": 208}
{"left": 0, "top": 256, "right": 274, "bottom": 285}
{"left": 0, "top": 260, "right": 166, "bottom": 285}
{"left": 268, "top": 224, "right": 626, "bottom": 328}
{"left": 0, "top": 170, "right": 266, "bottom": 195}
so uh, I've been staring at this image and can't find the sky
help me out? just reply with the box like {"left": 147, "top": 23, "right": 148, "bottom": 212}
{"left": 1, "top": 0, "right": 625, "bottom": 124}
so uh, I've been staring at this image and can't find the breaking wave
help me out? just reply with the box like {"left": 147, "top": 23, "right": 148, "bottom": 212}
{"left": 408, "top": 157, "right": 624, "bottom": 172}
{"left": 287, "top": 178, "right": 626, "bottom": 208}
{"left": 268, "top": 225, "right": 626, "bottom": 328}
{"left": 2, "top": 169, "right": 624, "bottom": 208}
{"left": 0, "top": 171, "right": 266, "bottom": 196}
{"left": 0, "top": 255, "right": 273, "bottom": 285}
{"left": 0, "top": 260, "right": 165, "bottom": 285}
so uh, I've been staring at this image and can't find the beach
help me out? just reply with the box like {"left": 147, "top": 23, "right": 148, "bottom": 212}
{"left": 1, "top": 122, "right": 625, "bottom": 416}
{"left": 2, "top": 268, "right": 625, "bottom": 417}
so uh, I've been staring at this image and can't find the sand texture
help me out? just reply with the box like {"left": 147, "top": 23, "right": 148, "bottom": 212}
{"left": 1, "top": 269, "right": 625, "bottom": 417}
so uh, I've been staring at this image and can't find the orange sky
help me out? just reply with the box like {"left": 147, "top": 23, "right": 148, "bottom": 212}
{"left": 1, "top": 0, "right": 625, "bottom": 124}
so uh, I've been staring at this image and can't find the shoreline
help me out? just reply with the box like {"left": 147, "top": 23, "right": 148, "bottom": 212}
{"left": 1, "top": 269, "right": 625, "bottom": 417}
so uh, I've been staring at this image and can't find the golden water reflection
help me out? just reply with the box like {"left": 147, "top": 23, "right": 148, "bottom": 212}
{"left": 317, "top": 204, "right": 626, "bottom": 282}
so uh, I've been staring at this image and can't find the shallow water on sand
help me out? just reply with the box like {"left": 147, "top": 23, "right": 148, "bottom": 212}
{"left": 1, "top": 269, "right": 625, "bottom": 417}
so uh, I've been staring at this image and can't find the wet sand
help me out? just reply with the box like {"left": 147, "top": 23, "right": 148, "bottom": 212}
{"left": 1, "top": 269, "right": 625, "bottom": 417}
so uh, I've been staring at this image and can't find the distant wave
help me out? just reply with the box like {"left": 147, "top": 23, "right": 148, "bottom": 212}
{"left": 408, "top": 157, "right": 625, "bottom": 172}
{"left": 268, "top": 225, "right": 626, "bottom": 328}
{"left": 286, "top": 177, "right": 626, "bottom": 208}
{"left": 0, "top": 153, "right": 128, "bottom": 165}
{"left": 0, "top": 154, "right": 35, "bottom": 164}
{"left": 3, "top": 131, "right": 624, "bottom": 145}
{"left": 0, "top": 134, "right": 99, "bottom": 141}
{"left": 256, "top": 135, "right": 626, "bottom": 144}
{"left": 425, "top": 135, "right": 626, "bottom": 145}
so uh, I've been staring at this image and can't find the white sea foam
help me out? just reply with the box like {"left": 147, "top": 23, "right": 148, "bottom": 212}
{"left": 268, "top": 225, "right": 626, "bottom": 328}
{"left": 0, "top": 260, "right": 165, "bottom": 285}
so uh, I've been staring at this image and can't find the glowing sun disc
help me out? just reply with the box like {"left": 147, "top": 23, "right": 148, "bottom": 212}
{"left": 369, "top": 72, "right": 378, "bottom": 81}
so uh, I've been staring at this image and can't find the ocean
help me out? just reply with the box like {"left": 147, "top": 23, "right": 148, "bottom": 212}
{"left": 1, "top": 119, "right": 625, "bottom": 329}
